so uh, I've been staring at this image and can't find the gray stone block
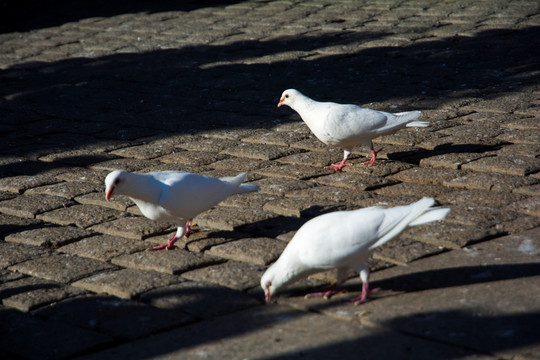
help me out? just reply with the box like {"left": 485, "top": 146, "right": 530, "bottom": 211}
{"left": 4, "top": 225, "right": 93, "bottom": 248}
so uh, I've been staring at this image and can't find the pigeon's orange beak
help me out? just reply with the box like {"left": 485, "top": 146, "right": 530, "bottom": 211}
{"left": 277, "top": 97, "right": 284, "bottom": 107}
{"left": 105, "top": 187, "right": 114, "bottom": 201}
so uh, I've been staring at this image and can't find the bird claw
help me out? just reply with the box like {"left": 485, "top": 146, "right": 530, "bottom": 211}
{"left": 325, "top": 163, "right": 351, "bottom": 171}
{"left": 304, "top": 288, "right": 346, "bottom": 300}
{"left": 348, "top": 286, "right": 380, "bottom": 305}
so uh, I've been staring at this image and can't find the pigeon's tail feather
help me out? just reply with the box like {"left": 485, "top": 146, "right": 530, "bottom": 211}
{"left": 220, "top": 173, "right": 259, "bottom": 194}
{"left": 406, "top": 120, "right": 430, "bottom": 128}
{"left": 395, "top": 110, "right": 422, "bottom": 122}
{"left": 237, "top": 183, "right": 259, "bottom": 193}
{"left": 409, "top": 207, "right": 450, "bottom": 226}
{"left": 369, "top": 198, "right": 447, "bottom": 250}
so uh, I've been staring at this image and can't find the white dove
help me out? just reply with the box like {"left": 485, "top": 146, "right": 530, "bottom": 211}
{"left": 278, "top": 89, "right": 429, "bottom": 170}
{"left": 261, "top": 197, "right": 450, "bottom": 304}
{"left": 105, "top": 170, "right": 259, "bottom": 250}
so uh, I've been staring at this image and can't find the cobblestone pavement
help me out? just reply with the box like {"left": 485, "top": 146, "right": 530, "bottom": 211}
{"left": 1, "top": 0, "right": 539, "bottom": 359}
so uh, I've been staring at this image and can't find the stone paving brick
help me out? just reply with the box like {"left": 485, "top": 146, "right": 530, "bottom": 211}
{"left": 9, "top": 253, "right": 117, "bottom": 283}
{"left": 110, "top": 142, "right": 176, "bottom": 160}
{"left": 36, "top": 203, "right": 124, "bottom": 229}
{"left": 78, "top": 304, "right": 492, "bottom": 360}
{"left": 374, "top": 182, "right": 454, "bottom": 199}
{"left": 0, "top": 276, "right": 87, "bottom": 312}
{"left": 442, "top": 172, "right": 539, "bottom": 192}
{"left": 195, "top": 206, "right": 276, "bottom": 232}
{"left": 4, "top": 225, "right": 93, "bottom": 248}
{"left": 509, "top": 197, "right": 540, "bottom": 218}
{"left": 59, "top": 234, "right": 149, "bottom": 261}
{"left": 219, "top": 191, "right": 275, "bottom": 210}
{"left": 254, "top": 163, "right": 332, "bottom": 180}
{"left": 249, "top": 177, "right": 317, "bottom": 196}
{"left": 0, "top": 268, "right": 24, "bottom": 283}
{"left": 72, "top": 268, "right": 182, "bottom": 299}
{"left": 0, "top": 174, "right": 61, "bottom": 194}
{"left": 0, "top": 193, "right": 75, "bottom": 219}
{"left": 89, "top": 158, "right": 158, "bottom": 172}
{"left": 76, "top": 191, "right": 133, "bottom": 211}
{"left": 206, "top": 237, "right": 287, "bottom": 266}
{"left": 389, "top": 166, "right": 463, "bottom": 185}
{"left": 39, "top": 149, "right": 119, "bottom": 166}
{"left": 284, "top": 184, "right": 375, "bottom": 204}
{"left": 289, "top": 136, "right": 332, "bottom": 152}
{"left": 461, "top": 155, "right": 540, "bottom": 176}
{"left": 498, "top": 129, "right": 540, "bottom": 145}
{"left": 221, "top": 142, "right": 304, "bottom": 161}
{"left": 276, "top": 148, "right": 346, "bottom": 167}
{"left": 141, "top": 281, "right": 261, "bottom": 319}
{"left": 181, "top": 261, "right": 265, "bottom": 291}
{"left": 514, "top": 183, "right": 540, "bottom": 196}
{"left": 0, "top": 306, "right": 113, "bottom": 359}
{"left": 55, "top": 167, "right": 110, "bottom": 184}
{"left": 25, "top": 180, "right": 102, "bottom": 199}
{"left": 242, "top": 129, "right": 309, "bottom": 146}
{"left": 373, "top": 237, "right": 446, "bottom": 266}
{"left": 159, "top": 150, "right": 230, "bottom": 167}
{"left": 402, "top": 222, "right": 501, "bottom": 249}
{"left": 315, "top": 172, "right": 398, "bottom": 191}
{"left": 418, "top": 152, "right": 494, "bottom": 169}
{"left": 495, "top": 143, "right": 540, "bottom": 157}
{"left": 263, "top": 197, "right": 353, "bottom": 218}
{"left": 175, "top": 135, "right": 239, "bottom": 153}
{"left": 36, "top": 295, "right": 194, "bottom": 339}
{"left": 0, "top": 242, "right": 51, "bottom": 268}
{"left": 208, "top": 156, "right": 272, "bottom": 172}
{"left": 111, "top": 249, "right": 223, "bottom": 275}
{"left": 89, "top": 215, "right": 173, "bottom": 240}
{"left": 343, "top": 159, "right": 415, "bottom": 177}
{"left": 175, "top": 230, "right": 252, "bottom": 253}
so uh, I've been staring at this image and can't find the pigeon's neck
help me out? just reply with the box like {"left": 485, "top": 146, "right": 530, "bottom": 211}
{"left": 291, "top": 95, "right": 317, "bottom": 115}
{"left": 272, "top": 254, "right": 314, "bottom": 292}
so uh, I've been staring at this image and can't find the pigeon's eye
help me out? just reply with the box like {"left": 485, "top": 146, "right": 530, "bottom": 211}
{"left": 114, "top": 179, "right": 120, "bottom": 185}
{"left": 285, "top": 94, "right": 289, "bottom": 98}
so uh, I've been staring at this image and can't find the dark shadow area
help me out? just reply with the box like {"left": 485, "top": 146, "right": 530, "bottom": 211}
{"left": 0, "top": 0, "right": 244, "bottom": 33}
{"left": 1, "top": 26, "right": 538, "bottom": 167}
{"left": 390, "top": 143, "right": 506, "bottom": 164}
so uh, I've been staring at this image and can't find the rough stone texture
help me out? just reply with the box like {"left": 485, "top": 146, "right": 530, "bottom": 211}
{"left": 78, "top": 305, "right": 493, "bottom": 360}
{"left": 59, "top": 234, "right": 149, "bottom": 261}
{"left": 72, "top": 268, "right": 182, "bottom": 299}
{"left": 4, "top": 225, "right": 93, "bottom": 248}
{"left": 0, "top": 242, "right": 51, "bottom": 269}
{"left": 0, "top": 276, "right": 87, "bottom": 312}
{"left": 36, "top": 295, "right": 194, "bottom": 339}
{"left": 206, "top": 237, "right": 287, "bottom": 266}
{"left": 111, "top": 249, "right": 223, "bottom": 275}
{"left": 89, "top": 216, "right": 173, "bottom": 240}
{"left": 181, "top": 261, "right": 266, "bottom": 291}
{"left": 9, "top": 253, "right": 117, "bottom": 283}
{"left": 36, "top": 204, "right": 124, "bottom": 228}
{"left": 0, "top": 194, "right": 75, "bottom": 219}
{"left": 25, "top": 181, "right": 102, "bottom": 199}
{"left": 140, "top": 281, "right": 261, "bottom": 319}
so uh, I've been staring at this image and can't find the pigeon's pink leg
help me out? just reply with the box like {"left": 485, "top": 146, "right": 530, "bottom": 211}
{"left": 325, "top": 150, "right": 352, "bottom": 171}
{"left": 348, "top": 281, "right": 380, "bottom": 305}
{"left": 149, "top": 220, "right": 193, "bottom": 251}
{"left": 304, "top": 284, "right": 346, "bottom": 300}
{"left": 325, "top": 158, "right": 352, "bottom": 171}
{"left": 361, "top": 143, "right": 383, "bottom": 167}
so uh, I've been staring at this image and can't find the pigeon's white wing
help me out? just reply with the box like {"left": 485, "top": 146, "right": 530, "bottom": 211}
{"left": 157, "top": 172, "right": 236, "bottom": 219}
{"left": 321, "top": 104, "right": 389, "bottom": 146}
{"left": 297, "top": 208, "right": 387, "bottom": 269}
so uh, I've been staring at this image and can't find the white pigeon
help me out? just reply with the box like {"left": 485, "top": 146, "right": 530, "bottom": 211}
{"left": 278, "top": 89, "right": 429, "bottom": 170}
{"left": 261, "top": 197, "right": 450, "bottom": 304}
{"left": 105, "top": 170, "right": 259, "bottom": 250}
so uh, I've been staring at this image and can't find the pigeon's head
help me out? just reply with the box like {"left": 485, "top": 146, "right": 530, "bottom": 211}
{"left": 105, "top": 170, "right": 128, "bottom": 201}
{"left": 277, "top": 89, "right": 302, "bottom": 108}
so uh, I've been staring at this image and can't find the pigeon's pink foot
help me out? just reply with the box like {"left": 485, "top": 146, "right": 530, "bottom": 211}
{"left": 361, "top": 146, "right": 383, "bottom": 167}
{"left": 349, "top": 282, "right": 380, "bottom": 305}
{"left": 325, "top": 159, "right": 351, "bottom": 171}
{"left": 149, "top": 233, "right": 179, "bottom": 251}
{"left": 184, "top": 220, "right": 199, "bottom": 237}
{"left": 304, "top": 285, "right": 346, "bottom": 300}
